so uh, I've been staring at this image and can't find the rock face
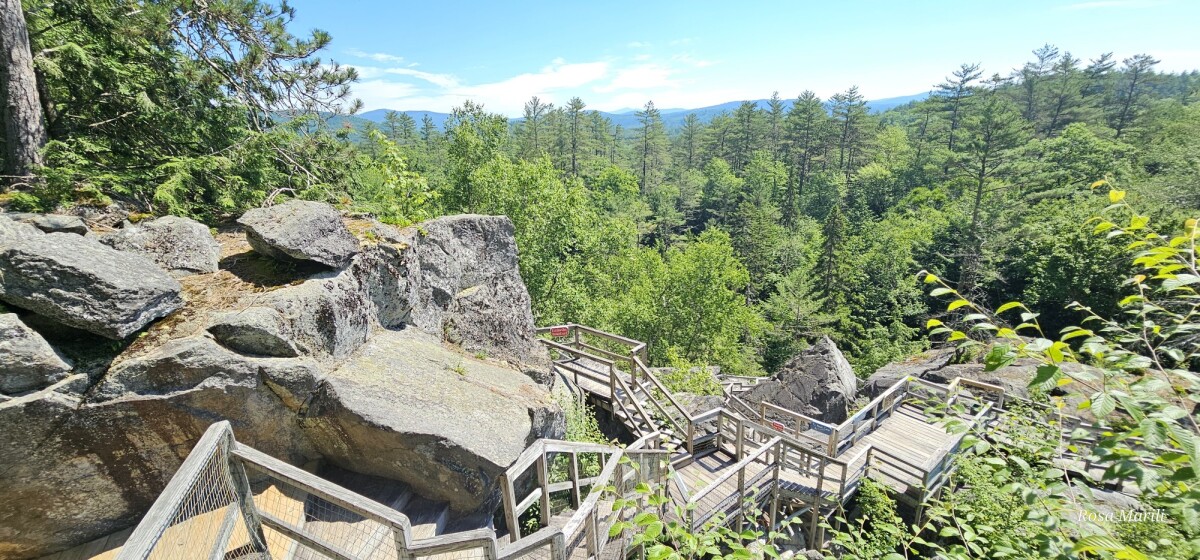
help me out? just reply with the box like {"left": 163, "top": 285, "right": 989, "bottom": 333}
{"left": 0, "top": 215, "right": 43, "bottom": 248}
{"left": 238, "top": 201, "right": 359, "bottom": 267}
{"left": 304, "top": 328, "right": 561, "bottom": 513}
{"left": 5, "top": 213, "right": 89, "bottom": 235}
{"left": 391, "top": 215, "right": 548, "bottom": 369}
{"left": 741, "top": 337, "right": 858, "bottom": 424}
{"left": 0, "top": 314, "right": 73, "bottom": 394}
{"left": 862, "top": 347, "right": 1092, "bottom": 402}
{"left": 207, "top": 308, "right": 300, "bottom": 357}
{"left": 0, "top": 233, "right": 184, "bottom": 339}
{"left": 0, "top": 211, "right": 558, "bottom": 558}
{"left": 100, "top": 216, "right": 220, "bottom": 276}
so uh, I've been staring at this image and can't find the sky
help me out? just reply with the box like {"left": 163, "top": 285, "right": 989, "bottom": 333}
{"left": 286, "top": 0, "right": 1200, "bottom": 116}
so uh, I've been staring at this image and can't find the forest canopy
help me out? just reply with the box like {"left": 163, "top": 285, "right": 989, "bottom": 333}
{"left": 2, "top": 0, "right": 1199, "bottom": 378}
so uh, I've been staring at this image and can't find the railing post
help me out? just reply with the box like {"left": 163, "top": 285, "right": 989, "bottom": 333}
{"left": 568, "top": 452, "right": 582, "bottom": 508}
{"left": 501, "top": 473, "right": 521, "bottom": 542}
{"left": 735, "top": 418, "right": 746, "bottom": 460}
{"left": 687, "top": 420, "right": 696, "bottom": 456}
{"left": 608, "top": 363, "right": 617, "bottom": 402}
{"left": 572, "top": 324, "right": 580, "bottom": 350}
{"left": 715, "top": 413, "right": 723, "bottom": 451}
{"left": 537, "top": 454, "right": 551, "bottom": 528}
{"left": 736, "top": 466, "right": 746, "bottom": 533}
{"left": 550, "top": 531, "right": 566, "bottom": 560}
{"left": 827, "top": 426, "right": 839, "bottom": 456}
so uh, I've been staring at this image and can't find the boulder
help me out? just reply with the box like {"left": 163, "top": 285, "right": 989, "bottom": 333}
{"left": 862, "top": 348, "right": 955, "bottom": 398}
{"left": 100, "top": 216, "right": 220, "bottom": 276}
{"left": 0, "top": 338, "right": 321, "bottom": 558}
{"left": 740, "top": 337, "right": 858, "bottom": 424}
{"left": 0, "top": 213, "right": 559, "bottom": 557}
{"left": 5, "top": 213, "right": 89, "bottom": 235}
{"left": 0, "top": 233, "right": 184, "bottom": 339}
{"left": 208, "top": 307, "right": 300, "bottom": 357}
{"left": 0, "top": 313, "right": 73, "bottom": 394}
{"left": 238, "top": 201, "right": 359, "bottom": 267}
{"left": 303, "top": 328, "right": 563, "bottom": 514}
{"left": 386, "top": 215, "right": 549, "bottom": 370}
{"left": 0, "top": 214, "right": 42, "bottom": 248}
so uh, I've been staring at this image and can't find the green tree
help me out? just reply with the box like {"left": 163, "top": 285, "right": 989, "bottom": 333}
{"left": 635, "top": 101, "right": 669, "bottom": 191}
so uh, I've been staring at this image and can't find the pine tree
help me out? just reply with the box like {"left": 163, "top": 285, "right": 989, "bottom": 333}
{"left": 1110, "top": 54, "right": 1159, "bottom": 138}
{"left": 829, "top": 86, "right": 867, "bottom": 181}
{"left": 519, "top": 96, "right": 552, "bottom": 158}
{"left": 820, "top": 203, "right": 847, "bottom": 299}
{"left": 636, "top": 101, "right": 669, "bottom": 191}
{"left": 935, "top": 63, "right": 983, "bottom": 151}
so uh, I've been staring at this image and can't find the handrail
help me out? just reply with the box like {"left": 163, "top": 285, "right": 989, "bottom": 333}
{"left": 120, "top": 422, "right": 240, "bottom": 560}
{"left": 632, "top": 356, "right": 692, "bottom": 424}
{"left": 688, "top": 437, "right": 781, "bottom": 506}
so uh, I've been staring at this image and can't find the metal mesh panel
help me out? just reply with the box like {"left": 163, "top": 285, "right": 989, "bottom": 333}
{"left": 249, "top": 475, "right": 396, "bottom": 560}
{"left": 138, "top": 437, "right": 268, "bottom": 560}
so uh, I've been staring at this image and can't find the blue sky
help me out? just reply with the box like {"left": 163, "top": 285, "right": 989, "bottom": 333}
{"left": 287, "top": 0, "right": 1200, "bottom": 116}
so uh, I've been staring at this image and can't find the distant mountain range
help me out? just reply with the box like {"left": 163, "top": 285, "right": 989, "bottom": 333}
{"left": 341, "top": 92, "right": 929, "bottom": 134}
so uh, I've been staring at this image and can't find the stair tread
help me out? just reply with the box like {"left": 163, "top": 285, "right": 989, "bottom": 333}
{"left": 405, "top": 497, "right": 448, "bottom": 540}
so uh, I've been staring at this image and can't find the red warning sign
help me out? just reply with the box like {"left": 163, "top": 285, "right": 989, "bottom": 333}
{"left": 550, "top": 326, "right": 570, "bottom": 338}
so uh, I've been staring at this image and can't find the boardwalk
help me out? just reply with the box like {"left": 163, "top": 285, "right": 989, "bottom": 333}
{"left": 60, "top": 323, "right": 1002, "bottom": 560}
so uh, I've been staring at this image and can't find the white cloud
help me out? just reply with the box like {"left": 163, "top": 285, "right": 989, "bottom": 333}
{"left": 345, "top": 49, "right": 407, "bottom": 64}
{"left": 595, "top": 64, "right": 678, "bottom": 93}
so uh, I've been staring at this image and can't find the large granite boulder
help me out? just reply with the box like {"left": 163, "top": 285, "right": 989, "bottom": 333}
{"left": 303, "top": 328, "right": 563, "bottom": 513}
{"left": 0, "top": 314, "right": 72, "bottom": 395}
{"left": 238, "top": 201, "right": 359, "bottom": 267}
{"left": 207, "top": 307, "right": 300, "bottom": 358}
{"left": 100, "top": 216, "right": 220, "bottom": 276}
{"left": 0, "top": 214, "right": 42, "bottom": 248}
{"left": 0, "top": 339, "right": 321, "bottom": 558}
{"left": 0, "top": 213, "right": 559, "bottom": 557}
{"left": 384, "top": 215, "right": 549, "bottom": 369}
{"left": 0, "top": 233, "right": 184, "bottom": 339}
{"left": 861, "top": 348, "right": 955, "bottom": 398}
{"left": 5, "top": 213, "right": 89, "bottom": 235}
{"left": 741, "top": 337, "right": 858, "bottom": 424}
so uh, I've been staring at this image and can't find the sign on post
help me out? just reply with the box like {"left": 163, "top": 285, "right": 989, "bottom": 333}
{"left": 550, "top": 326, "right": 570, "bottom": 338}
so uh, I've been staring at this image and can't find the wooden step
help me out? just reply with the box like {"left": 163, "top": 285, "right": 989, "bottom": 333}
{"left": 405, "top": 497, "right": 449, "bottom": 541}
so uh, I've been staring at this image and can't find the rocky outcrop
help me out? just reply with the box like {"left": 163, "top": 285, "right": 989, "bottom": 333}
{"left": 741, "top": 337, "right": 858, "bottom": 424}
{"left": 100, "top": 216, "right": 220, "bottom": 276}
{"left": 5, "top": 213, "right": 89, "bottom": 235}
{"left": 0, "top": 208, "right": 558, "bottom": 558}
{"left": 238, "top": 200, "right": 360, "bottom": 267}
{"left": 207, "top": 307, "right": 300, "bottom": 357}
{"left": 304, "top": 328, "right": 561, "bottom": 513}
{"left": 0, "top": 215, "right": 43, "bottom": 248}
{"left": 862, "top": 347, "right": 1096, "bottom": 402}
{"left": 0, "top": 233, "right": 184, "bottom": 339}
{"left": 387, "top": 215, "right": 549, "bottom": 369}
{"left": 0, "top": 314, "right": 73, "bottom": 394}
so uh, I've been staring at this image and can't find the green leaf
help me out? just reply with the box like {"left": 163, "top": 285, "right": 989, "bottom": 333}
{"left": 922, "top": 272, "right": 939, "bottom": 284}
{"left": 926, "top": 319, "right": 944, "bottom": 329}
{"left": 1031, "top": 364, "right": 1061, "bottom": 390}
{"left": 948, "top": 299, "right": 970, "bottom": 311}
{"left": 995, "top": 301, "right": 1023, "bottom": 314}
{"left": 947, "top": 331, "right": 968, "bottom": 342}
{"left": 1092, "top": 391, "right": 1116, "bottom": 417}
{"left": 1109, "top": 189, "right": 1126, "bottom": 203}
{"left": 930, "top": 287, "right": 955, "bottom": 297}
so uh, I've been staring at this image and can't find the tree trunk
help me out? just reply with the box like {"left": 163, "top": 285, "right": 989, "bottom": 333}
{"left": 1, "top": 0, "right": 46, "bottom": 181}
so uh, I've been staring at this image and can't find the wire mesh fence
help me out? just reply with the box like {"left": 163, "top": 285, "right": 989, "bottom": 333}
{"left": 119, "top": 424, "right": 268, "bottom": 560}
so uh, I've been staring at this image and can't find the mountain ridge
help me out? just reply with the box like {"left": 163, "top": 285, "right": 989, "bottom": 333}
{"left": 352, "top": 92, "right": 929, "bottom": 132}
